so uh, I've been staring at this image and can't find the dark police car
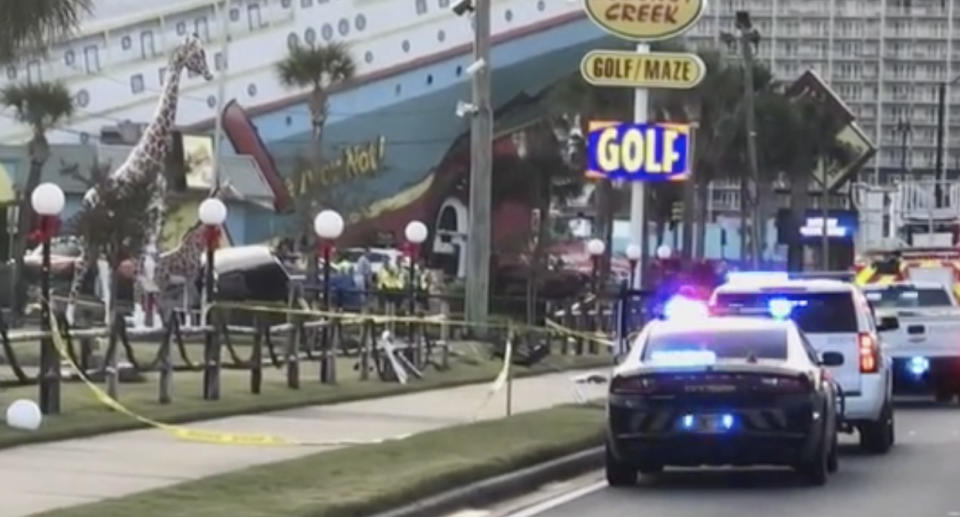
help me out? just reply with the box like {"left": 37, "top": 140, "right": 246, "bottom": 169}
{"left": 606, "top": 316, "right": 843, "bottom": 486}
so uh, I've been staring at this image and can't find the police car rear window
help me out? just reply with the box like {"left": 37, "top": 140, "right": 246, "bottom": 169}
{"left": 713, "top": 292, "right": 858, "bottom": 334}
{"left": 865, "top": 287, "right": 952, "bottom": 308}
{"left": 643, "top": 328, "right": 788, "bottom": 361}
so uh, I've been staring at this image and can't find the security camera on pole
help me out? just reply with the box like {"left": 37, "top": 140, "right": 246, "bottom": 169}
{"left": 580, "top": 0, "right": 706, "bottom": 289}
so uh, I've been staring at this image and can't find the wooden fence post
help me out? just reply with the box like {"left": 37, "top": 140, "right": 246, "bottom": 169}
{"left": 286, "top": 316, "right": 300, "bottom": 389}
{"left": 158, "top": 315, "right": 173, "bottom": 404}
{"left": 251, "top": 317, "right": 263, "bottom": 394}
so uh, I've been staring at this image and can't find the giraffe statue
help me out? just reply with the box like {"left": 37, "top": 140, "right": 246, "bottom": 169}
{"left": 66, "top": 35, "right": 213, "bottom": 325}
{"left": 138, "top": 185, "right": 230, "bottom": 326}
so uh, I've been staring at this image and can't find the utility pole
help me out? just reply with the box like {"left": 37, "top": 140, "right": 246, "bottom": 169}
{"left": 897, "top": 118, "right": 911, "bottom": 178}
{"left": 210, "top": 0, "right": 230, "bottom": 189}
{"left": 465, "top": 0, "right": 492, "bottom": 327}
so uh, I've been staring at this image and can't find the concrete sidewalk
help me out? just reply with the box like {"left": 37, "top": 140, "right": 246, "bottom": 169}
{"left": 1, "top": 368, "right": 608, "bottom": 517}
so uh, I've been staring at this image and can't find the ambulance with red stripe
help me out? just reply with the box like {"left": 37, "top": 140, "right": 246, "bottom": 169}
{"left": 854, "top": 248, "right": 960, "bottom": 401}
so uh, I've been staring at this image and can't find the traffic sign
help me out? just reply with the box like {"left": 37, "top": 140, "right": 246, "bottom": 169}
{"left": 583, "top": 0, "right": 706, "bottom": 41}
{"left": 585, "top": 121, "right": 691, "bottom": 181}
{"left": 580, "top": 50, "right": 706, "bottom": 89}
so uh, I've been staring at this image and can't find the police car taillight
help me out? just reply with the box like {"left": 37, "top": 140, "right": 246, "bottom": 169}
{"left": 859, "top": 333, "right": 879, "bottom": 373}
{"left": 610, "top": 375, "right": 656, "bottom": 395}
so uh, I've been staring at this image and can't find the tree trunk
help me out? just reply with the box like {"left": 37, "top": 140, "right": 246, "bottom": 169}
{"left": 695, "top": 174, "right": 709, "bottom": 259}
{"left": 525, "top": 175, "right": 550, "bottom": 326}
{"left": 787, "top": 169, "right": 809, "bottom": 272}
{"left": 594, "top": 180, "right": 613, "bottom": 285}
{"left": 11, "top": 133, "right": 50, "bottom": 319}
{"left": 681, "top": 171, "right": 695, "bottom": 259}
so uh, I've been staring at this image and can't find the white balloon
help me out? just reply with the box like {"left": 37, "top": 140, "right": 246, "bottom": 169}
{"left": 6, "top": 399, "right": 42, "bottom": 431}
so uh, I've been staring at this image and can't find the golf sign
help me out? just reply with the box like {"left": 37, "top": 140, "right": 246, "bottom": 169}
{"left": 585, "top": 121, "right": 691, "bottom": 181}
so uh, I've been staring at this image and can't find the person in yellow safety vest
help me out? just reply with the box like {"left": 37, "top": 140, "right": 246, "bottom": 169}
{"left": 377, "top": 256, "right": 405, "bottom": 309}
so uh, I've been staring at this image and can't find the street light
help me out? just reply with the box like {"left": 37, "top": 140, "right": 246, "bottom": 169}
{"left": 656, "top": 244, "right": 673, "bottom": 260}
{"left": 197, "top": 197, "right": 226, "bottom": 401}
{"left": 625, "top": 243, "right": 642, "bottom": 289}
{"left": 314, "top": 209, "right": 343, "bottom": 384}
{"left": 404, "top": 220, "right": 428, "bottom": 318}
{"left": 31, "top": 182, "right": 64, "bottom": 415}
{"left": 587, "top": 238, "right": 605, "bottom": 292}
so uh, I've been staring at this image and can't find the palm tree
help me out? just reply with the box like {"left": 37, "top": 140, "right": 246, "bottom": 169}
{"left": 0, "top": 0, "right": 92, "bottom": 62}
{"left": 1, "top": 81, "right": 74, "bottom": 315}
{"left": 493, "top": 120, "right": 583, "bottom": 325}
{"left": 276, "top": 41, "right": 355, "bottom": 296}
{"left": 652, "top": 52, "right": 773, "bottom": 262}
{"left": 276, "top": 41, "right": 356, "bottom": 144}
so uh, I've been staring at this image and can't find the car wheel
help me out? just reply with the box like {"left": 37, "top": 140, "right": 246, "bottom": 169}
{"left": 860, "top": 402, "right": 894, "bottom": 454}
{"left": 827, "top": 429, "right": 839, "bottom": 474}
{"left": 637, "top": 462, "right": 663, "bottom": 476}
{"left": 797, "top": 431, "right": 829, "bottom": 486}
{"left": 605, "top": 443, "right": 637, "bottom": 487}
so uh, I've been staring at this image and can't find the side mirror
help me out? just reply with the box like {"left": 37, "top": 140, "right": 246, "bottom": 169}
{"left": 877, "top": 316, "right": 900, "bottom": 332}
{"left": 820, "top": 351, "right": 845, "bottom": 367}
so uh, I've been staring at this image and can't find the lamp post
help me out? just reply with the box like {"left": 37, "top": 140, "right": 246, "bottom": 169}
{"left": 31, "top": 182, "right": 65, "bottom": 415}
{"left": 404, "top": 221, "right": 428, "bottom": 314}
{"left": 625, "top": 243, "right": 642, "bottom": 290}
{"left": 656, "top": 244, "right": 673, "bottom": 261}
{"left": 587, "top": 238, "right": 606, "bottom": 294}
{"left": 314, "top": 209, "right": 343, "bottom": 384}
{"left": 198, "top": 197, "right": 227, "bottom": 400}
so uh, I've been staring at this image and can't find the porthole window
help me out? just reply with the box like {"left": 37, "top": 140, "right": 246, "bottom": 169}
{"left": 395, "top": 83, "right": 402, "bottom": 95}
{"left": 305, "top": 27, "right": 316, "bottom": 45}
{"left": 75, "top": 89, "right": 90, "bottom": 107}
{"left": 285, "top": 115, "right": 293, "bottom": 126}
{"left": 365, "top": 51, "right": 374, "bottom": 63}
{"left": 130, "top": 73, "right": 144, "bottom": 94}
{"left": 281, "top": 0, "right": 292, "bottom": 7}
{"left": 247, "top": 83, "right": 257, "bottom": 97}
{"left": 287, "top": 32, "right": 299, "bottom": 49}
{"left": 301, "top": 0, "right": 312, "bottom": 7}
{"left": 355, "top": 14, "right": 367, "bottom": 31}
{"left": 207, "top": 95, "right": 217, "bottom": 108}
{"left": 437, "top": 30, "right": 445, "bottom": 42}
{"left": 322, "top": 24, "right": 334, "bottom": 40}
{"left": 229, "top": 8, "right": 240, "bottom": 21}
{"left": 64, "top": 50, "right": 75, "bottom": 66}
{"left": 338, "top": 18, "right": 350, "bottom": 36}
{"left": 402, "top": 39, "right": 410, "bottom": 52}
{"left": 176, "top": 21, "right": 187, "bottom": 35}
{"left": 505, "top": 9, "right": 513, "bottom": 22}
{"left": 456, "top": 65, "right": 463, "bottom": 76}
{"left": 79, "top": 132, "right": 90, "bottom": 145}
{"left": 426, "top": 74, "right": 433, "bottom": 85}
{"left": 537, "top": 0, "right": 545, "bottom": 11}
{"left": 121, "top": 35, "right": 132, "bottom": 50}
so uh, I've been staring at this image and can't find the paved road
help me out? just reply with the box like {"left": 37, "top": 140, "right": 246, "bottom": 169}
{"left": 512, "top": 400, "right": 960, "bottom": 517}
{"left": 0, "top": 369, "right": 607, "bottom": 517}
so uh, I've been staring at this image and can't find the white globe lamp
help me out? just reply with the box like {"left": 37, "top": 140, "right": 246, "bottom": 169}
{"left": 31, "top": 183, "right": 65, "bottom": 216}
{"left": 6, "top": 399, "right": 42, "bottom": 430}
{"left": 405, "top": 220, "right": 428, "bottom": 244}
{"left": 586, "top": 238, "right": 606, "bottom": 257}
{"left": 625, "top": 243, "right": 642, "bottom": 261}
{"left": 313, "top": 209, "right": 344, "bottom": 240}
{"left": 197, "top": 198, "right": 227, "bottom": 226}
{"left": 656, "top": 244, "right": 672, "bottom": 260}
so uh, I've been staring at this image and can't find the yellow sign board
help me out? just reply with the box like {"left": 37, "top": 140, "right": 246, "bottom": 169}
{"left": 583, "top": 0, "right": 706, "bottom": 41}
{"left": 580, "top": 50, "right": 705, "bottom": 89}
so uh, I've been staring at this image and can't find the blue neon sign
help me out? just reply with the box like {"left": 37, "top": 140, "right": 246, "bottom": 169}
{"left": 585, "top": 122, "right": 691, "bottom": 181}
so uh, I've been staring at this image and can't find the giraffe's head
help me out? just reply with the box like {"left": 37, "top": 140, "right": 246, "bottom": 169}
{"left": 173, "top": 34, "right": 213, "bottom": 81}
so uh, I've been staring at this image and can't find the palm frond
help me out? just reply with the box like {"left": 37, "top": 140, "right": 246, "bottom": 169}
{"left": 0, "top": 0, "right": 91, "bottom": 62}
{"left": 276, "top": 41, "right": 356, "bottom": 89}
{"left": 0, "top": 81, "right": 73, "bottom": 131}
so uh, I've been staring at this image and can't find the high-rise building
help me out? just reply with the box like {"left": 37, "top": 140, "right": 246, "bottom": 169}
{"left": 685, "top": 0, "right": 959, "bottom": 183}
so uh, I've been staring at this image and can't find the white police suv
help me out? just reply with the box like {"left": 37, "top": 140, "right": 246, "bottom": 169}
{"left": 710, "top": 274, "right": 895, "bottom": 454}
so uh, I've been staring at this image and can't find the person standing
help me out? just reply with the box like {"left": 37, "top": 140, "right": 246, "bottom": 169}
{"left": 354, "top": 247, "right": 372, "bottom": 308}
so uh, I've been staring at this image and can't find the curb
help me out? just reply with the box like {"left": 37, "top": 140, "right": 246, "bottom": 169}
{"left": 372, "top": 446, "right": 605, "bottom": 517}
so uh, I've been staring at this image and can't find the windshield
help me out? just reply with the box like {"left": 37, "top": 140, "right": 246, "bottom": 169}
{"left": 643, "top": 328, "right": 788, "bottom": 361}
{"left": 864, "top": 286, "right": 953, "bottom": 308}
{"left": 713, "top": 291, "right": 858, "bottom": 333}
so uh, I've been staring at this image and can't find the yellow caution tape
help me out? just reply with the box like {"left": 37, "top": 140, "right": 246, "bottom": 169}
{"left": 854, "top": 266, "right": 875, "bottom": 286}
{"left": 471, "top": 329, "right": 513, "bottom": 421}
{"left": 48, "top": 311, "right": 414, "bottom": 447}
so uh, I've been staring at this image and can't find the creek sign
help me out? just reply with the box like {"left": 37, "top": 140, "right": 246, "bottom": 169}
{"left": 583, "top": 0, "right": 706, "bottom": 41}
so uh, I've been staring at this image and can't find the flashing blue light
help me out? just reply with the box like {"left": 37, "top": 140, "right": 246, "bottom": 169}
{"left": 721, "top": 414, "right": 735, "bottom": 430}
{"left": 768, "top": 298, "right": 794, "bottom": 320}
{"left": 908, "top": 356, "right": 930, "bottom": 376}
{"left": 663, "top": 295, "right": 708, "bottom": 321}
{"left": 682, "top": 414, "right": 695, "bottom": 429}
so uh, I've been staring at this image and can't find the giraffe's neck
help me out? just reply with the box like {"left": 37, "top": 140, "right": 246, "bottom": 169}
{"left": 128, "top": 63, "right": 183, "bottom": 175}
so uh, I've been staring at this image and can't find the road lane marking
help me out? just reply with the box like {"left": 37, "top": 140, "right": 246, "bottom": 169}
{"left": 506, "top": 481, "right": 607, "bottom": 517}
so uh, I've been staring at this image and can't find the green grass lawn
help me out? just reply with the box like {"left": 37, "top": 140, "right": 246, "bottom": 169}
{"left": 0, "top": 345, "right": 610, "bottom": 450}
{"left": 38, "top": 404, "right": 605, "bottom": 517}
